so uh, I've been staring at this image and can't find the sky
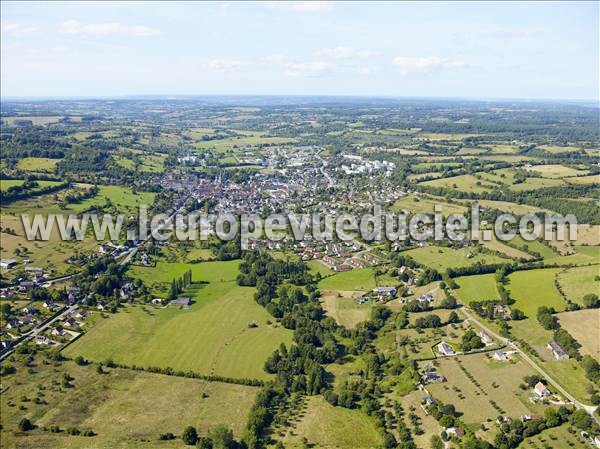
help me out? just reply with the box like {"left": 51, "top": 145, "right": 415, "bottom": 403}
{"left": 1, "top": 1, "right": 598, "bottom": 100}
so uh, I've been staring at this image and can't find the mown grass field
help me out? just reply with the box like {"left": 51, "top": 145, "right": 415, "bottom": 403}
{"left": 557, "top": 309, "right": 600, "bottom": 359}
{"left": 505, "top": 268, "right": 565, "bottom": 317}
{"left": 280, "top": 396, "right": 382, "bottom": 449}
{"left": 317, "top": 267, "right": 376, "bottom": 291}
{"left": 65, "top": 261, "right": 292, "bottom": 380}
{"left": 556, "top": 265, "right": 600, "bottom": 305}
{"left": 402, "top": 246, "right": 507, "bottom": 272}
{"left": 454, "top": 273, "right": 500, "bottom": 303}
{"left": 129, "top": 260, "right": 241, "bottom": 294}
{"left": 320, "top": 290, "right": 372, "bottom": 329}
{"left": 0, "top": 361, "right": 258, "bottom": 449}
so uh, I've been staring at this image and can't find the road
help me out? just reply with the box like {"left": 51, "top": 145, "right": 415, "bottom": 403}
{"left": 461, "top": 306, "right": 599, "bottom": 423}
{"left": 1, "top": 194, "right": 194, "bottom": 362}
{"left": 0, "top": 304, "right": 78, "bottom": 362}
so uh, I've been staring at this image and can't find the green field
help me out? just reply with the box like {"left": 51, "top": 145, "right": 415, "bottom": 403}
{"left": 0, "top": 179, "right": 62, "bottom": 193}
{"left": 65, "top": 261, "right": 292, "bottom": 380}
{"left": 454, "top": 273, "right": 500, "bottom": 303}
{"left": 392, "top": 194, "right": 466, "bottom": 216}
{"left": 420, "top": 174, "right": 497, "bottom": 193}
{"left": 403, "top": 246, "right": 507, "bottom": 272}
{"left": 506, "top": 268, "right": 565, "bottom": 317}
{"left": 556, "top": 265, "right": 600, "bottom": 305}
{"left": 280, "top": 396, "right": 382, "bottom": 449}
{"left": 17, "top": 157, "right": 60, "bottom": 172}
{"left": 317, "top": 268, "right": 376, "bottom": 291}
{"left": 320, "top": 290, "right": 372, "bottom": 328}
{"left": 520, "top": 423, "right": 590, "bottom": 449}
{"left": 0, "top": 361, "right": 258, "bottom": 449}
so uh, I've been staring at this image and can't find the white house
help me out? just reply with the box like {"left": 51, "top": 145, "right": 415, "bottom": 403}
{"left": 437, "top": 341, "right": 456, "bottom": 356}
{"left": 534, "top": 381, "right": 550, "bottom": 397}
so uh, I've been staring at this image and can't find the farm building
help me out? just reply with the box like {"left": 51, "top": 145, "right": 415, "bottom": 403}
{"left": 0, "top": 259, "right": 18, "bottom": 270}
{"left": 534, "top": 382, "right": 550, "bottom": 397}
{"left": 437, "top": 341, "right": 456, "bottom": 356}
{"left": 479, "top": 331, "right": 493, "bottom": 345}
{"left": 547, "top": 340, "right": 569, "bottom": 360}
{"left": 373, "top": 286, "right": 397, "bottom": 299}
{"left": 493, "top": 350, "right": 508, "bottom": 361}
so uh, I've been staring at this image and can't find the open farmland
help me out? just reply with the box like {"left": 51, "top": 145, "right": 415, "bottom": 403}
{"left": 320, "top": 290, "right": 372, "bottom": 328}
{"left": 454, "top": 273, "right": 500, "bottom": 303}
{"left": 0, "top": 361, "right": 258, "bottom": 449}
{"left": 423, "top": 354, "right": 541, "bottom": 425}
{"left": 556, "top": 265, "right": 600, "bottom": 305}
{"left": 402, "top": 246, "right": 507, "bottom": 272}
{"left": 506, "top": 268, "right": 565, "bottom": 317}
{"left": 280, "top": 396, "right": 382, "bottom": 449}
{"left": 64, "top": 262, "right": 293, "bottom": 380}
{"left": 17, "top": 157, "right": 60, "bottom": 172}
{"left": 557, "top": 309, "right": 600, "bottom": 358}
{"left": 419, "top": 174, "right": 497, "bottom": 193}
{"left": 317, "top": 267, "right": 376, "bottom": 291}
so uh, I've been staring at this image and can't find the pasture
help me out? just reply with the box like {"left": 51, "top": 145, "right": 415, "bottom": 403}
{"left": 0, "top": 361, "right": 258, "bottom": 449}
{"left": 402, "top": 246, "right": 507, "bottom": 272}
{"left": 454, "top": 273, "right": 500, "bottom": 303}
{"left": 419, "top": 174, "right": 497, "bottom": 193}
{"left": 520, "top": 423, "right": 589, "bottom": 449}
{"left": 392, "top": 194, "right": 466, "bottom": 216}
{"left": 17, "top": 157, "right": 60, "bottom": 172}
{"left": 505, "top": 268, "right": 565, "bottom": 317}
{"left": 317, "top": 267, "right": 376, "bottom": 291}
{"left": 556, "top": 265, "right": 600, "bottom": 306}
{"left": 64, "top": 263, "right": 292, "bottom": 380}
{"left": 280, "top": 396, "right": 382, "bottom": 449}
{"left": 320, "top": 290, "right": 372, "bottom": 328}
{"left": 525, "top": 164, "right": 588, "bottom": 179}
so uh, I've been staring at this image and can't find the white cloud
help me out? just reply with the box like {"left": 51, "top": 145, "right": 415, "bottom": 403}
{"left": 316, "top": 46, "right": 375, "bottom": 59}
{"left": 265, "top": 1, "right": 332, "bottom": 13}
{"left": 261, "top": 53, "right": 286, "bottom": 64}
{"left": 205, "top": 59, "right": 245, "bottom": 73}
{"left": 284, "top": 61, "right": 333, "bottom": 77}
{"left": 1, "top": 20, "right": 37, "bottom": 36}
{"left": 357, "top": 67, "right": 373, "bottom": 76}
{"left": 60, "top": 20, "right": 160, "bottom": 37}
{"left": 392, "top": 56, "right": 466, "bottom": 75}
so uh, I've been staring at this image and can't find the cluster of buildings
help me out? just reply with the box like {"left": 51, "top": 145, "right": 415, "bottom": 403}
{"left": 339, "top": 154, "right": 396, "bottom": 176}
